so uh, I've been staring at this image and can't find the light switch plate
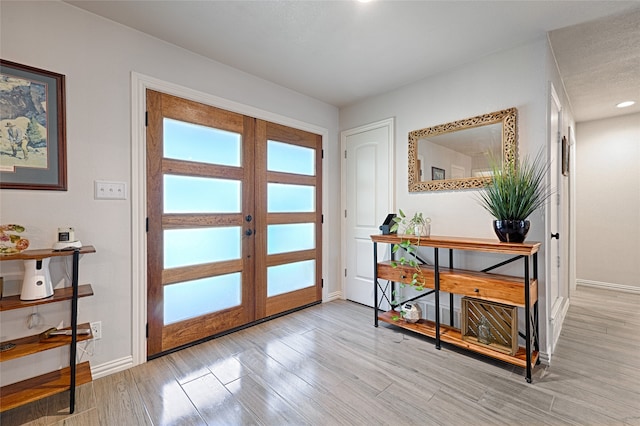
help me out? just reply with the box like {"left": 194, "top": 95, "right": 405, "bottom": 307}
{"left": 94, "top": 180, "right": 127, "bottom": 200}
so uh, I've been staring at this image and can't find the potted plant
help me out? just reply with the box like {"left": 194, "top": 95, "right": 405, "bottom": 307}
{"left": 387, "top": 210, "right": 430, "bottom": 318}
{"left": 477, "top": 150, "right": 551, "bottom": 243}
{"left": 391, "top": 209, "right": 431, "bottom": 237}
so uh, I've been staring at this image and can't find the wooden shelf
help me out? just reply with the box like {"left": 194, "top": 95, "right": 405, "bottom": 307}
{"left": 0, "top": 284, "right": 94, "bottom": 312}
{"left": 0, "top": 361, "right": 92, "bottom": 413}
{"left": 378, "top": 310, "right": 538, "bottom": 369}
{"left": 0, "top": 323, "right": 93, "bottom": 362}
{"left": 371, "top": 234, "right": 540, "bottom": 256}
{"left": 0, "top": 245, "right": 95, "bottom": 413}
{"left": 0, "top": 246, "right": 96, "bottom": 262}
{"left": 377, "top": 261, "right": 537, "bottom": 307}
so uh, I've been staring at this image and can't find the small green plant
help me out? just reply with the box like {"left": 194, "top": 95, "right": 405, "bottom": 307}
{"left": 390, "top": 209, "right": 430, "bottom": 236}
{"left": 388, "top": 210, "right": 429, "bottom": 311}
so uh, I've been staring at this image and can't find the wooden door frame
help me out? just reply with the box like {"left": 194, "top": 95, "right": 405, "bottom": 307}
{"left": 131, "top": 72, "right": 329, "bottom": 367}
{"left": 340, "top": 118, "right": 395, "bottom": 300}
{"left": 567, "top": 124, "right": 577, "bottom": 297}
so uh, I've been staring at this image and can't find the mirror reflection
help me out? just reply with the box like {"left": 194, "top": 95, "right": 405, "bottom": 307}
{"left": 417, "top": 123, "right": 502, "bottom": 182}
{"left": 408, "top": 108, "right": 517, "bottom": 192}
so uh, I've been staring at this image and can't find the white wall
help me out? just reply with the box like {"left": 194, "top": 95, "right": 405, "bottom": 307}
{"left": 0, "top": 1, "right": 340, "bottom": 385}
{"left": 576, "top": 113, "right": 640, "bottom": 291}
{"left": 340, "top": 38, "right": 557, "bottom": 358}
{"left": 419, "top": 140, "right": 472, "bottom": 179}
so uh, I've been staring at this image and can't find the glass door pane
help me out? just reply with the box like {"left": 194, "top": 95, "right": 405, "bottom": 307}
{"left": 267, "top": 260, "right": 315, "bottom": 297}
{"left": 267, "top": 223, "right": 315, "bottom": 255}
{"left": 164, "top": 227, "right": 241, "bottom": 269}
{"left": 164, "top": 273, "right": 242, "bottom": 324}
{"left": 164, "top": 175, "right": 241, "bottom": 213}
{"left": 267, "top": 140, "right": 315, "bottom": 175}
{"left": 267, "top": 183, "right": 315, "bottom": 213}
{"left": 164, "top": 118, "right": 241, "bottom": 166}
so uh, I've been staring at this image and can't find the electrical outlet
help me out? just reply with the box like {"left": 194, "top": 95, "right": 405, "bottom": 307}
{"left": 90, "top": 321, "right": 102, "bottom": 340}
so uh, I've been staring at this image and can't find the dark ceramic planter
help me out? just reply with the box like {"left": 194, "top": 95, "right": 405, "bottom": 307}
{"left": 493, "top": 220, "right": 530, "bottom": 243}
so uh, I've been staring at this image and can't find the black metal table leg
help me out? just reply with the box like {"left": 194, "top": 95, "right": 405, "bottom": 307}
{"left": 524, "top": 255, "right": 532, "bottom": 383}
{"left": 449, "top": 249, "right": 454, "bottom": 326}
{"left": 373, "top": 242, "right": 378, "bottom": 327}
{"left": 434, "top": 247, "right": 440, "bottom": 349}
{"left": 533, "top": 252, "right": 539, "bottom": 354}
{"left": 390, "top": 245, "right": 395, "bottom": 312}
{"left": 69, "top": 249, "right": 80, "bottom": 413}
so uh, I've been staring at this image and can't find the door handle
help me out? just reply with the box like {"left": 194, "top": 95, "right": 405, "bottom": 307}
{"left": 245, "top": 229, "right": 254, "bottom": 236}
{"left": 551, "top": 233, "right": 559, "bottom": 239}
{"left": 245, "top": 215, "right": 253, "bottom": 222}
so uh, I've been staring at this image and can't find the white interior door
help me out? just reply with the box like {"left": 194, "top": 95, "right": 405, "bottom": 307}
{"left": 342, "top": 119, "right": 393, "bottom": 307}
{"left": 548, "top": 85, "right": 569, "bottom": 351}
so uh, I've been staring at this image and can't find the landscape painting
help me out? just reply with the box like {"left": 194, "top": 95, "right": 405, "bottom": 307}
{"left": 0, "top": 60, "right": 66, "bottom": 190}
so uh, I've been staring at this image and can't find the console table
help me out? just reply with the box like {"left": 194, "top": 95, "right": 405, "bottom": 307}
{"left": 371, "top": 234, "right": 540, "bottom": 382}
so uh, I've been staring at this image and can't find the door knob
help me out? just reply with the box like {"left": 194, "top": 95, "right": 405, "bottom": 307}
{"left": 551, "top": 233, "right": 559, "bottom": 239}
{"left": 245, "top": 229, "right": 253, "bottom": 236}
{"left": 245, "top": 215, "right": 253, "bottom": 222}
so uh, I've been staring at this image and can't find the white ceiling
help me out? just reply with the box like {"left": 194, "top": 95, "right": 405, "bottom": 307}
{"left": 66, "top": 0, "right": 640, "bottom": 122}
{"left": 549, "top": 8, "right": 640, "bottom": 121}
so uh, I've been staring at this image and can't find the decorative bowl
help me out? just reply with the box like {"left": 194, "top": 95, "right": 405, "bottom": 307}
{"left": 0, "top": 224, "right": 29, "bottom": 255}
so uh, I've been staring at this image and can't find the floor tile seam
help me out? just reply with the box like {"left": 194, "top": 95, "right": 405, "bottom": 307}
{"left": 547, "top": 385, "right": 639, "bottom": 422}
{"left": 225, "top": 372, "right": 316, "bottom": 426}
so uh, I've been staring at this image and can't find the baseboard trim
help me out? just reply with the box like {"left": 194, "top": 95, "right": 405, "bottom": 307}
{"left": 549, "top": 297, "right": 570, "bottom": 355}
{"left": 325, "top": 291, "right": 342, "bottom": 302}
{"left": 538, "top": 351, "right": 551, "bottom": 366}
{"left": 90, "top": 355, "right": 134, "bottom": 380}
{"left": 577, "top": 279, "right": 640, "bottom": 294}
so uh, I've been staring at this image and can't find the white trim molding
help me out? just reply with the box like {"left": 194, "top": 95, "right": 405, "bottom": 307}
{"left": 548, "top": 297, "right": 570, "bottom": 355}
{"left": 538, "top": 351, "right": 551, "bottom": 366}
{"left": 577, "top": 279, "right": 640, "bottom": 294}
{"left": 91, "top": 356, "right": 135, "bottom": 380}
{"left": 325, "top": 291, "right": 342, "bottom": 302}
{"left": 131, "top": 72, "right": 330, "bottom": 366}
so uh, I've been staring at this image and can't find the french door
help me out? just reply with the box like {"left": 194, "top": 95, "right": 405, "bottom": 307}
{"left": 146, "top": 90, "right": 322, "bottom": 357}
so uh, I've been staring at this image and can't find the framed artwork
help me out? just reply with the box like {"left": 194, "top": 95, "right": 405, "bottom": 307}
{"left": 0, "top": 60, "right": 67, "bottom": 190}
{"left": 561, "top": 135, "right": 569, "bottom": 176}
{"left": 431, "top": 166, "right": 445, "bottom": 180}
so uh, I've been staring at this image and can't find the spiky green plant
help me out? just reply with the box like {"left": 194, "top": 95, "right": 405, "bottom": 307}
{"left": 478, "top": 150, "right": 552, "bottom": 220}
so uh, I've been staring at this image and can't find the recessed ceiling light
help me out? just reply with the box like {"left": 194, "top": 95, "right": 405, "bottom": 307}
{"left": 616, "top": 101, "right": 636, "bottom": 108}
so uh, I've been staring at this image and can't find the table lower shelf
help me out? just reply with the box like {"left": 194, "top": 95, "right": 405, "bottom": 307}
{"left": 0, "top": 361, "right": 92, "bottom": 413}
{"left": 378, "top": 310, "right": 538, "bottom": 369}
{"left": 0, "top": 323, "right": 93, "bottom": 362}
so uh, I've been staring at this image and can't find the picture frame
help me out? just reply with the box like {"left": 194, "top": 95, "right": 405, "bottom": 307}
{"left": 0, "top": 60, "right": 67, "bottom": 190}
{"left": 561, "top": 135, "right": 569, "bottom": 176}
{"left": 431, "top": 166, "right": 445, "bottom": 180}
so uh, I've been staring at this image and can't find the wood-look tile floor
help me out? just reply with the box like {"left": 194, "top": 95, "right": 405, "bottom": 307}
{"left": 2, "top": 286, "right": 639, "bottom": 425}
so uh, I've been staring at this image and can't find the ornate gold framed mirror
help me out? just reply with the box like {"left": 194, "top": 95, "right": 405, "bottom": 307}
{"left": 408, "top": 107, "right": 517, "bottom": 192}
